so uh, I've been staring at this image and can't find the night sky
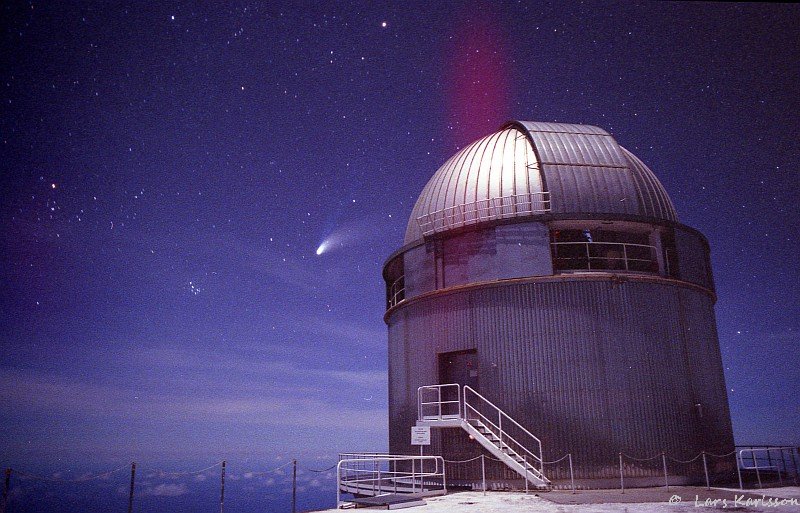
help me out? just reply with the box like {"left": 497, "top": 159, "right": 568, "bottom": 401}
{"left": 2, "top": 0, "right": 798, "bottom": 476}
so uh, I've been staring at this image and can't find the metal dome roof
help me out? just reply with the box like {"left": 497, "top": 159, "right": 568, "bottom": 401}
{"left": 404, "top": 121, "right": 678, "bottom": 244}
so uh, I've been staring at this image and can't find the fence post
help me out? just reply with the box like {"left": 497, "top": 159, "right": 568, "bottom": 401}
{"left": 128, "top": 462, "right": 136, "bottom": 513}
{"left": 791, "top": 447, "right": 799, "bottom": 485}
{"left": 2, "top": 468, "right": 11, "bottom": 513}
{"left": 662, "top": 452, "right": 668, "bottom": 490}
{"left": 220, "top": 460, "right": 226, "bottom": 513}
{"left": 568, "top": 454, "right": 575, "bottom": 494}
{"left": 619, "top": 453, "right": 624, "bottom": 494}
{"left": 702, "top": 452, "right": 709, "bottom": 490}
{"left": 481, "top": 455, "right": 486, "bottom": 496}
{"left": 292, "top": 459, "right": 297, "bottom": 513}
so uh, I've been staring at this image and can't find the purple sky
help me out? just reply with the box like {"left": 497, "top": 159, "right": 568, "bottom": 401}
{"left": 1, "top": 1, "right": 798, "bottom": 471}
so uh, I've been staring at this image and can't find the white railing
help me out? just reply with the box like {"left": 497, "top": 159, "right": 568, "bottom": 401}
{"left": 738, "top": 446, "right": 797, "bottom": 489}
{"left": 418, "top": 384, "right": 462, "bottom": 421}
{"left": 387, "top": 276, "right": 405, "bottom": 309}
{"left": 416, "top": 192, "right": 551, "bottom": 237}
{"left": 336, "top": 455, "right": 446, "bottom": 507}
{"left": 463, "top": 386, "right": 544, "bottom": 476}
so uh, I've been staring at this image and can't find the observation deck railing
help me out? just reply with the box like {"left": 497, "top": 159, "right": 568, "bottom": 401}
{"left": 416, "top": 192, "right": 551, "bottom": 237}
{"left": 551, "top": 240, "right": 658, "bottom": 273}
{"left": 387, "top": 276, "right": 405, "bottom": 309}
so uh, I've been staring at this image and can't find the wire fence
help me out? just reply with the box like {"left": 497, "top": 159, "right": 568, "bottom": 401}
{"left": 11, "top": 464, "right": 131, "bottom": 483}
{"left": 2, "top": 446, "right": 798, "bottom": 511}
{"left": 616, "top": 447, "right": 799, "bottom": 493}
{"left": 443, "top": 453, "right": 576, "bottom": 495}
{"left": 0, "top": 458, "right": 340, "bottom": 513}
{"left": 440, "top": 445, "right": 798, "bottom": 495}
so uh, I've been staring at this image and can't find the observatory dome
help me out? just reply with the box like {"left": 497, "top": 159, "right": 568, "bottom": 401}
{"left": 405, "top": 121, "right": 677, "bottom": 244}
{"left": 386, "top": 121, "right": 732, "bottom": 489}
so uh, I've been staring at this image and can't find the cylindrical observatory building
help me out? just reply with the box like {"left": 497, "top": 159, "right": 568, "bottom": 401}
{"left": 383, "top": 121, "right": 735, "bottom": 488}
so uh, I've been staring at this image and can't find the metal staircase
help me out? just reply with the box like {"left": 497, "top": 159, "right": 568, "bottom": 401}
{"left": 416, "top": 384, "right": 550, "bottom": 489}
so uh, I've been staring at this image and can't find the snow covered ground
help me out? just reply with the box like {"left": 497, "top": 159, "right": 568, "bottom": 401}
{"left": 321, "top": 487, "right": 800, "bottom": 512}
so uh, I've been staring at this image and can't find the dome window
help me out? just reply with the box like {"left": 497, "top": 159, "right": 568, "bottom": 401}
{"left": 550, "top": 228, "right": 658, "bottom": 274}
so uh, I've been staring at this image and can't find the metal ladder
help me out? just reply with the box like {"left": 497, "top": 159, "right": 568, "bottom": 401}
{"left": 417, "top": 384, "right": 550, "bottom": 488}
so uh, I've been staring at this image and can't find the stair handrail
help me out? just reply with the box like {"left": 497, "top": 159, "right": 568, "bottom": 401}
{"left": 464, "top": 403, "right": 544, "bottom": 475}
{"left": 463, "top": 385, "right": 544, "bottom": 474}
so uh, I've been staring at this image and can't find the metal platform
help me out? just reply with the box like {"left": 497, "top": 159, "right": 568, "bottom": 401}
{"left": 337, "top": 454, "right": 447, "bottom": 508}
{"left": 349, "top": 494, "right": 427, "bottom": 510}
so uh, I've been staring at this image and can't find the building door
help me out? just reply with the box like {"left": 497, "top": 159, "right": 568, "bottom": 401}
{"left": 438, "top": 349, "right": 479, "bottom": 416}
{"left": 437, "top": 349, "right": 480, "bottom": 466}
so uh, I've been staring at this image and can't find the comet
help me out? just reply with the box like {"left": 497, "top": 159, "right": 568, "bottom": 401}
{"left": 314, "top": 230, "right": 353, "bottom": 256}
{"left": 315, "top": 234, "right": 344, "bottom": 256}
{"left": 315, "top": 218, "right": 385, "bottom": 256}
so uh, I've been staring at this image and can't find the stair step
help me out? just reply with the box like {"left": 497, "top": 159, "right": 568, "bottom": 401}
{"left": 456, "top": 395, "right": 550, "bottom": 486}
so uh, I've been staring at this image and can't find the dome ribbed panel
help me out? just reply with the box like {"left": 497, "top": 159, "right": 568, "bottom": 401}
{"left": 405, "top": 128, "right": 540, "bottom": 243}
{"left": 621, "top": 147, "right": 678, "bottom": 222}
{"left": 515, "top": 122, "right": 644, "bottom": 219}
{"left": 515, "top": 121, "right": 609, "bottom": 136}
{"left": 404, "top": 121, "right": 679, "bottom": 244}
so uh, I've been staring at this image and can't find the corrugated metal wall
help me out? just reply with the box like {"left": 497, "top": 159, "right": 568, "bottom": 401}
{"left": 387, "top": 278, "right": 735, "bottom": 483}
{"left": 675, "top": 226, "right": 714, "bottom": 290}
